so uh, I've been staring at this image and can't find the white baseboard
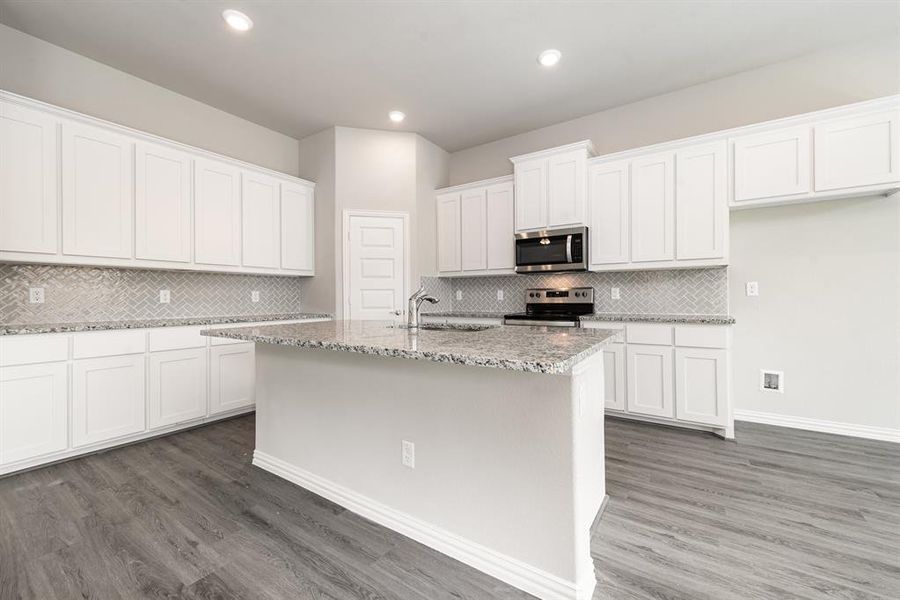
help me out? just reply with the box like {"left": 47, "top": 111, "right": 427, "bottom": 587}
{"left": 734, "top": 409, "right": 900, "bottom": 443}
{"left": 253, "top": 451, "right": 593, "bottom": 600}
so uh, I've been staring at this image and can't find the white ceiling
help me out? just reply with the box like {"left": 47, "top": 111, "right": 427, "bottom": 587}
{"left": 1, "top": 1, "right": 897, "bottom": 151}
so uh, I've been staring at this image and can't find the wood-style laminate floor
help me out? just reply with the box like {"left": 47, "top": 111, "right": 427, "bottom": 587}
{"left": 1, "top": 415, "right": 897, "bottom": 599}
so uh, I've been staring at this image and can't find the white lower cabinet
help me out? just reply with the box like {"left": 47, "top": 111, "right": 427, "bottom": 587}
{"left": 72, "top": 354, "right": 146, "bottom": 448}
{"left": 602, "top": 343, "right": 626, "bottom": 411}
{"left": 626, "top": 344, "right": 674, "bottom": 418}
{"left": 209, "top": 343, "right": 256, "bottom": 415}
{"left": 675, "top": 347, "right": 728, "bottom": 426}
{"left": 149, "top": 348, "right": 207, "bottom": 429}
{"left": 0, "top": 363, "right": 68, "bottom": 465}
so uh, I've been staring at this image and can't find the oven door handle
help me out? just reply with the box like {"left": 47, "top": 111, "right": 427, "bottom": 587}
{"left": 565, "top": 234, "right": 573, "bottom": 263}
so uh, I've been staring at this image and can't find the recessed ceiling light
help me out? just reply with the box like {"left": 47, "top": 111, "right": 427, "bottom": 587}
{"left": 223, "top": 9, "right": 253, "bottom": 32}
{"left": 537, "top": 49, "right": 562, "bottom": 67}
{"left": 388, "top": 110, "right": 406, "bottom": 123}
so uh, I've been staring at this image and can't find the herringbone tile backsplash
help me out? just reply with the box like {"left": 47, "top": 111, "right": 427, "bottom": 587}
{"left": 423, "top": 268, "right": 728, "bottom": 315}
{"left": 0, "top": 264, "right": 305, "bottom": 324}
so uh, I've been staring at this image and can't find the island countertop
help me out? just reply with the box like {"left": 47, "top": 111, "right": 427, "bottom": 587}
{"left": 202, "top": 320, "right": 619, "bottom": 374}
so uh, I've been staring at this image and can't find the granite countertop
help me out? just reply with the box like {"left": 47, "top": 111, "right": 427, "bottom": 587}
{"left": 202, "top": 320, "right": 619, "bottom": 374}
{"left": 422, "top": 311, "right": 734, "bottom": 325}
{"left": 0, "top": 313, "right": 332, "bottom": 336}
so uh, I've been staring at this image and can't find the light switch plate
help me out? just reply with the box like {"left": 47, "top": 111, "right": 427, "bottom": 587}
{"left": 610, "top": 287, "right": 620, "bottom": 300}
{"left": 251, "top": 291, "right": 260, "bottom": 303}
{"left": 401, "top": 440, "right": 415, "bottom": 469}
{"left": 159, "top": 289, "right": 171, "bottom": 304}
{"left": 746, "top": 282, "right": 759, "bottom": 297}
{"left": 28, "top": 287, "right": 45, "bottom": 304}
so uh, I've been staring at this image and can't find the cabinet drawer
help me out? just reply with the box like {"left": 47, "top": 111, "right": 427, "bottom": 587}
{"left": 626, "top": 324, "right": 673, "bottom": 345}
{"left": 73, "top": 329, "right": 147, "bottom": 359}
{"left": 0, "top": 334, "right": 69, "bottom": 366}
{"left": 674, "top": 325, "right": 729, "bottom": 349}
{"left": 150, "top": 326, "right": 206, "bottom": 352}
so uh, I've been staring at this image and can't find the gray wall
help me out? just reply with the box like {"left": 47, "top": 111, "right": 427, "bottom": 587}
{"left": 445, "top": 36, "right": 900, "bottom": 432}
{"left": 0, "top": 24, "right": 300, "bottom": 176}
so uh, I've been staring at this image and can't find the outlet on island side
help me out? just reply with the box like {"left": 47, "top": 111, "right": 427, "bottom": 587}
{"left": 401, "top": 440, "right": 415, "bottom": 469}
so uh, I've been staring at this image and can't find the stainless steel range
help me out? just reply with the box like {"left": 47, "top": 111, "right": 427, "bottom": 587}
{"left": 503, "top": 287, "right": 595, "bottom": 328}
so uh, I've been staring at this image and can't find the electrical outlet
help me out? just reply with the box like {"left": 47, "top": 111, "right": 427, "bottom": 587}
{"left": 251, "top": 290, "right": 260, "bottom": 303}
{"left": 455, "top": 290, "right": 462, "bottom": 301}
{"left": 497, "top": 289, "right": 504, "bottom": 301}
{"left": 746, "top": 281, "right": 759, "bottom": 297}
{"left": 610, "top": 287, "right": 621, "bottom": 300}
{"left": 401, "top": 440, "right": 415, "bottom": 469}
{"left": 159, "top": 289, "right": 171, "bottom": 304}
{"left": 28, "top": 287, "right": 45, "bottom": 304}
{"left": 760, "top": 369, "right": 784, "bottom": 393}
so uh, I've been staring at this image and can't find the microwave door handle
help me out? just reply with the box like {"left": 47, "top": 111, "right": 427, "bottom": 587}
{"left": 566, "top": 234, "right": 573, "bottom": 263}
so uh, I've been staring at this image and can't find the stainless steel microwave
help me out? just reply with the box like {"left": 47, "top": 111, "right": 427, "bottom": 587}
{"left": 514, "top": 226, "right": 588, "bottom": 273}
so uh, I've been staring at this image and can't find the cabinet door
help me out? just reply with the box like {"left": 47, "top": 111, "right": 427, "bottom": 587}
{"left": 135, "top": 141, "right": 192, "bottom": 263}
{"left": 0, "top": 363, "right": 68, "bottom": 466}
{"left": 437, "top": 193, "right": 461, "bottom": 272}
{"left": 209, "top": 343, "right": 255, "bottom": 415}
{"left": 460, "top": 188, "right": 487, "bottom": 271}
{"left": 514, "top": 158, "right": 547, "bottom": 231}
{"left": 626, "top": 344, "right": 674, "bottom": 418}
{"left": 548, "top": 150, "right": 586, "bottom": 227}
{"left": 0, "top": 102, "right": 59, "bottom": 254}
{"left": 589, "top": 160, "right": 629, "bottom": 265}
{"left": 194, "top": 157, "right": 241, "bottom": 266}
{"left": 814, "top": 111, "right": 900, "bottom": 192}
{"left": 485, "top": 181, "right": 515, "bottom": 270}
{"left": 675, "top": 142, "right": 727, "bottom": 260}
{"left": 149, "top": 348, "right": 207, "bottom": 429}
{"left": 733, "top": 126, "right": 811, "bottom": 202}
{"left": 630, "top": 153, "right": 674, "bottom": 262}
{"left": 61, "top": 121, "right": 134, "bottom": 259}
{"left": 242, "top": 171, "right": 281, "bottom": 269}
{"left": 602, "top": 343, "right": 626, "bottom": 411}
{"left": 281, "top": 182, "right": 315, "bottom": 272}
{"left": 72, "top": 355, "right": 146, "bottom": 448}
{"left": 675, "top": 347, "right": 727, "bottom": 426}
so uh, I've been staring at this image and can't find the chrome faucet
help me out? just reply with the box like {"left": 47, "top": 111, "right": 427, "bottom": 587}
{"left": 407, "top": 285, "right": 439, "bottom": 329}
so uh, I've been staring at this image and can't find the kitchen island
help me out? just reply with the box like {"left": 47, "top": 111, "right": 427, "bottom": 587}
{"left": 202, "top": 320, "right": 618, "bottom": 600}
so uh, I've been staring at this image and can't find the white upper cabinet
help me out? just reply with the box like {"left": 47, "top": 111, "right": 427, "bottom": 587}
{"left": 588, "top": 160, "right": 630, "bottom": 266}
{"left": 61, "top": 120, "right": 134, "bottom": 259}
{"left": 675, "top": 142, "right": 727, "bottom": 261}
{"left": 280, "top": 182, "right": 315, "bottom": 273}
{"left": 194, "top": 157, "right": 241, "bottom": 267}
{"left": 0, "top": 101, "right": 58, "bottom": 254}
{"left": 437, "top": 192, "right": 461, "bottom": 273}
{"left": 135, "top": 141, "right": 192, "bottom": 263}
{"left": 814, "top": 110, "right": 899, "bottom": 192}
{"left": 241, "top": 171, "right": 281, "bottom": 269}
{"left": 460, "top": 188, "right": 487, "bottom": 271}
{"left": 485, "top": 181, "right": 515, "bottom": 270}
{"left": 511, "top": 141, "right": 593, "bottom": 232}
{"left": 630, "top": 152, "right": 674, "bottom": 263}
{"left": 732, "top": 126, "right": 811, "bottom": 204}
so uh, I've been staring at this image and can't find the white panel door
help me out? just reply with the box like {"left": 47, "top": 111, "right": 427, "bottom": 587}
{"left": 61, "top": 121, "right": 134, "bottom": 259}
{"left": 626, "top": 344, "right": 674, "bottom": 418}
{"left": 676, "top": 142, "right": 727, "bottom": 260}
{"left": 135, "top": 141, "right": 192, "bottom": 263}
{"left": 436, "top": 193, "right": 461, "bottom": 273}
{"left": 814, "top": 111, "right": 900, "bottom": 192}
{"left": 194, "top": 157, "right": 241, "bottom": 266}
{"left": 280, "top": 182, "right": 315, "bottom": 272}
{"left": 72, "top": 355, "right": 146, "bottom": 448}
{"left": 242, "top": 171, "right": 280, "bottom": 269}
{"left": 675, "top": 347, "right": 727, "bottom": 426}
{"left": 0, "top": 363, "right": 68, "bottom": 466}
{"left": 589, "top": 160, "right": 630, "bottom": 265}
{"left": 346, "top": 213, "right": 406, "bottom": 320}
{"left": 149, "top": 348, "right": 207, "bottom": 429}
{"left": 602, "top": 343, "right": 626, "bottom": 411}
{"left": 548, "top": 150, "right": 586, "bottom": 227}
{"left": 485, "top": 181, "right": 515, "bottom": 270}
{"left": 630, "top": 153, "right": 674, "bottom": 262}
{"left": 460, "top": 188, "right": 487, "bottom": 271}
{"left": 0, "top": 101, "right": 58, "bottom": 254}
{"left": 514, "top": 158, "right": 547, "bottom": 231}
{"left": 209, "top": 343, "right": 255, "bottom": 415}
{"left": 733, "top": 126, "right": 811, "bottom": 202}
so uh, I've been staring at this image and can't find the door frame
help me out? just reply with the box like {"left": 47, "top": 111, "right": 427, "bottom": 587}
{"left": 342, "top": 209, "right": 411, "bottom": 321}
